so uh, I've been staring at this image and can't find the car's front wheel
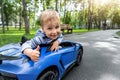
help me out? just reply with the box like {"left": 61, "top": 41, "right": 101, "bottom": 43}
{"left": 75, "top": 48, "right": 83, "bottom": 66}
{"left": 38, "top": 70, "right": 58, "bottom": 80}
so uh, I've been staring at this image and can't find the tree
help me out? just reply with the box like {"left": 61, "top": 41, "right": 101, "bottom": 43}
{"left": 22, "top": 0, "right": 30, "bottom": 34}
{"left": 15, "top": 0, "right": 23, "bottom": 30}
{"left": 87, "top": 0, "right": 92, "bottom": 30}
{"left": 4, "top": 1, "right": 15, "bottom": 30}
{"left": 55, "top": 0, "right": 58, "bottom": 12}
{"left": 0, "top": 0, "right": 5, "bottom": 33}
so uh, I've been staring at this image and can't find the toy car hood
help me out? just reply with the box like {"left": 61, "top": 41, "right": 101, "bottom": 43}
{"left": 0, "top": 43, "right": 23, "bottom": 72}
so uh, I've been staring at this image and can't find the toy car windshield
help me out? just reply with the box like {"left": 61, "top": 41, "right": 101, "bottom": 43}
{"left": 0, "top": 48, "right": 21, "bottom": 60}
{"left": 0, "top": 54, "right": 21, "bottom": 60}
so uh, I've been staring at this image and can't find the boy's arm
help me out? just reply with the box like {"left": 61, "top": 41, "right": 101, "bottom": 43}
{"left": 50, "top": 40, "right": 59, "bottom": 51}
{"left": 23, "top": 46, "right": 40, "bottom": 62}
{"left": 21, "top": 36, "right": 42, "bottom": 52}
{"left": 21, "top": 40, "right": 32, "bottom": 52}
{"left": 21, "top": 36, "right": 42, "bottom": 62}
{"left": 50, "top": 33, "right": 63, "bottom": 51}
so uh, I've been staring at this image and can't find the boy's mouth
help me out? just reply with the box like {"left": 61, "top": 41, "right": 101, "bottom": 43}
{"left": 50, "top": 35, "right": 57, "bottom": 39}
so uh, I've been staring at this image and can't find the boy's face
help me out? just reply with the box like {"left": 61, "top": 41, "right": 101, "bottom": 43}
{"left": 42, "top": 20, "right": 60, "bottom": 40}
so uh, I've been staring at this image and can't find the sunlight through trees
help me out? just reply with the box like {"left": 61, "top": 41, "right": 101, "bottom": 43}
{"left": 0, "top": 0, "right": 120, "bottom": 33}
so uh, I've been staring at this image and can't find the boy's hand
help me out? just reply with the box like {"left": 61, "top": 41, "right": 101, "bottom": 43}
{"left": 30, "top": 46, "right": 40, "bottom": 62}
{"left": 50, "top": 40, "right": 59, "bottom": 51}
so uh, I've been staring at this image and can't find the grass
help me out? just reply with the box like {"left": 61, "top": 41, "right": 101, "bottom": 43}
{"left": 0, "top": 28, "right": 36, "bottom": 47}
{"left": 73, "top": 29, "right": 99, "bottom": 33}
{"left": 0, "top": 27, "right": 98, "bottom": 47}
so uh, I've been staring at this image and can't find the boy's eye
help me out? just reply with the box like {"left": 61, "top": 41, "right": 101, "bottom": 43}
{"left": 47, "top": 27, "right": 52, "bottom": 30}
{"left": 55, "top": 26, "right": 59, "bottom": 29}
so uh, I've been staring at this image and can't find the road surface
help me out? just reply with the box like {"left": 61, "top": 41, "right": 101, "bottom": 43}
{"left": 62, "top": 30, "right": 120, "bottom": 80}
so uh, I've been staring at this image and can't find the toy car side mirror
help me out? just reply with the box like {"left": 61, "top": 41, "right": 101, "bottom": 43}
{"left": 46, "top": 42, "right": 53, "bottom": 52}
{"left": 20, "top": 36, "right": 28, "bottom": 45}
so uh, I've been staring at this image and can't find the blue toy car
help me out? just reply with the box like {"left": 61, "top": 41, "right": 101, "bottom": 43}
{"left": 0, "top": 40, "right": 83, "bottom": 80}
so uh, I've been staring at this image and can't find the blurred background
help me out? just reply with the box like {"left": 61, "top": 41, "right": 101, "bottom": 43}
{"left": 0, "top": 0, "right": 120, "bottom": 46}
{"left": 0, "top": 0, "right": 120, "bottom": 33}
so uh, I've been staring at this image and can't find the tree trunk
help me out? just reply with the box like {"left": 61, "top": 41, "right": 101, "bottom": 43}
{"left": 55, "top": 0, "right": 58, "bottom": 12}
{"left": 19, "top": 6, "right": 22, "bottom": 30}
{"left": 63, "top": 0, "right": 67, "bottom": 23}
{"left": 19, "top": 13, "right": 22, "bottom": 30}
{"left": 82, "top": 0, "right": 85, "bottom": 26}
{"left": 98, "top": 9, "right": 101, "bottom": 29}
{"left": 60, "top": 0, "right": 62, "bottom": 12}
{"left": 103, "top": 19, "right": 107, "bottom": 30}
{"left": 5, "top": 18, "right": 9, "bottom": 30}
{"left": 22, "top": 0, "right": 30, "bottom": 34}
{"left": 88, "top": 0, "right": 92, "bottom": 30}
{"left": 1, "top": 0, "right": 5, "bottom": 33}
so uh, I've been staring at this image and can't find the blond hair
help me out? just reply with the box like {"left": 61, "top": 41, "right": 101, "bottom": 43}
{"left": 40, "top": 9, "right": 60, "bottom": 27}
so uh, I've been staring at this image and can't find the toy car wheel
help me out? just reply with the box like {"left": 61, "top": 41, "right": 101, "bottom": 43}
{"left": 75, "top": 49, "right": 83, "bottom": 66}
{"left": 38, "top": 70, "right": 58, "bottom": 80}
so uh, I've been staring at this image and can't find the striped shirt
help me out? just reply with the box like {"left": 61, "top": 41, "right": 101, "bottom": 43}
{"left": 21, "top": 29, "right": 63, "bottom": 52}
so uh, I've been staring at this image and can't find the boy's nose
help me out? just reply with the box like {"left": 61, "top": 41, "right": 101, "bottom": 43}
{"left": 52, "top": 30, "right": 57, "bottom": 34}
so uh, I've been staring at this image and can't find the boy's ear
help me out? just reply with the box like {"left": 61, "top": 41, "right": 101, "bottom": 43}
{"left": 40, "top": 25, "right": 46, "bottom": 33}
{"left": 41, "top": 27, "right": 43, "bottom": 30}
{"left": 41, "top": 27, "right": 45, "bottom": 32}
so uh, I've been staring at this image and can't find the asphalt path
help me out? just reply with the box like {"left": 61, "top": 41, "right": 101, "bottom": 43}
{"left": 62, "top": 29, "right": 120, "bottom": 80}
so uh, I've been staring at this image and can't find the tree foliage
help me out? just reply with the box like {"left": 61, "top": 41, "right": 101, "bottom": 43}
{"left": 1, "top": 0, "right": 120, "bottom": 33}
